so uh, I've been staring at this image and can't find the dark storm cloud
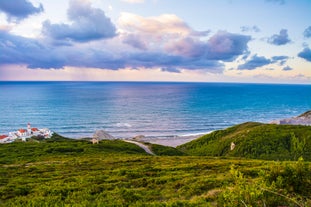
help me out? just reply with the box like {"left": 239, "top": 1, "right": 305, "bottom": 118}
{"left": 238, "top": 55, "right": 272, "bottom": 70}
{"left": 303, "top": 26, "right": 311, "bottom": 38}
{"left": 268, "top": 29, "right": 291, "bottom": 45}
{"left": 298, "top": 47, "right": 311, "bottom": 62}
{"left": 42, "top": 0, "right": 116, "bottom": 42}
{"left": 0, "top": 0, "right": 43, "bottom": 21}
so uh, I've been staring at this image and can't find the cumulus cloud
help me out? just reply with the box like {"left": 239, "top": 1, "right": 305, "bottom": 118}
{"left": 119, "top": 13, "right": 250, "bottom": 68}
{"left": 159, "top": 31, "right": 250, "bottom": 61}
{"left": 268, "top": 29, "right": 291, "bottom": 45}
{"left": 303, "top": 26, "right": 311, "bottom": 38}
{"left": 0, "top": 31, "right": 64, "bottom": 69}
{"left": 1, "top": 12, "right": 250, "bottom": 73}
{"left": 271, "top": 55, "right": 288, "bottom": 65}
{"left": 119, "top": 13, "right": 208, "bottom": 37}
{"left": 0, "top": 0, "right": 43, "bottom": 22}
{"left": 119, "top": 13, "right": 209, "bottom": 50}
{"left": 165, "top": 37, "right": 207, "bottom": 58}
{"left": 42, "top": 0, "right": 116, "bottom": 42}
{"left": 0, "top": 29, "right": 223, "bottom": 72}
{"left": 238, "top": 55, "right": 290, "bottom": 70}
{"left": 282, "top": 66, "right": 293, "bottom": 71}
{"left": 122, "top": 34, "right": 147, "bottom": 50}
{"left": 240, "top": 25, "right": 260, "bottom": 33}
{"left": 298, "top": 47, "right": 311, "bottom": 62}
{"left": 206, "top": 31, "right": 251, "bottom": 61}
{"left": 238, "top": 54, "right": 272, "bottom": 70}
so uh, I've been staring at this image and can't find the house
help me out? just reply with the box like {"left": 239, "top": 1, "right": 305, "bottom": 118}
{"left": 91, "top": 137, "right": 99, "bottom": 144}
{"left": 0, "top": 135, "right": 9, "bottom": 143}
{"left": 0, "top": 135, "right": 8, "bottom": 139}
{"left": 31, "top": 128, "right": 40, "bottom": 135}
{"left": 40, "top": 128, "right": 53, "bottom": 138}
{"left": 17, "top": 129, "right": 27, "bottom": 137}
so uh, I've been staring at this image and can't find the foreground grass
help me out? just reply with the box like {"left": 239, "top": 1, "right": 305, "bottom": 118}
{"left": 0, "top": 134, "right": 310, "bottom": 206}
{"left": 0, "top": 154, "right": 268, "bottom": 206}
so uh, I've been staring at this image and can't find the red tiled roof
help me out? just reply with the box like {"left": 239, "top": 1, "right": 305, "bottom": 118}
{"left": 19, "top": 129, "right": 27, "bottom": 133}
{"left": 0, "top": 135, "right": 8, "bottom": 139}
{"left": 31, "top": 128, "right": 39, "bottom": 131}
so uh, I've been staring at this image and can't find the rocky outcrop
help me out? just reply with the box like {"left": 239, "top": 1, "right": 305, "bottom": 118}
{"left": 93, "top": 130, "right": 115, "bottom": 140}
{"left": 271, "top": 110, "right": 311, "bottom": 126}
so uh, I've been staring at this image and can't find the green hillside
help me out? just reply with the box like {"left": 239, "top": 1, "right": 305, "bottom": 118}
{"left": 178, "top": 122, "right": 311, "bottom": 160}
{"left": 0, "top": 132, "right": 311, "bottom": 206}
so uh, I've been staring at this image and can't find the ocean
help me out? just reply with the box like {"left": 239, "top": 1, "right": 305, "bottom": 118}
{"left": 0, "top": 81, "right": 310, "bottom": 139}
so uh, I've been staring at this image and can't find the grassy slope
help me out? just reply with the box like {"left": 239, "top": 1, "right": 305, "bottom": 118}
{"left": 0, "top": 149, "right": 273, "bottom": 206}
{"left": 178, "top": 122, "right": 311, "bottom": 160}
{"left": 0, "top": 134, "right": 148, "bottom": 165}
{"left": 0, "top": 131, "right": 310, "bottom": 206}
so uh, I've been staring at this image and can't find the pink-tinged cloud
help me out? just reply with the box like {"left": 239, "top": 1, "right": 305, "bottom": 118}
{"left": 119, "top": 13, "right": 251, "bottom": 63}
{"left": 119, "top": 13, "right": 209, "bottom": 38}
{"left": 0, "top": 8, "right": 252, "bottom": 73}
{"left": 164, "top": 37, "right": 206, "bottom": 58}
{"left": 206, "top": 31, "right": 251, "bottom": 61}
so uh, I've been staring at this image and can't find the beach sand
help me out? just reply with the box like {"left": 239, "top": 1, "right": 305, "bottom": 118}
{"left": 137, "top": 135, "right": 202, "bottom": 147}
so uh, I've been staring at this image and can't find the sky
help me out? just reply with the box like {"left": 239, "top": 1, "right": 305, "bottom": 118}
{"left": 0, "top": 0, "right": 310, "bottom": 83}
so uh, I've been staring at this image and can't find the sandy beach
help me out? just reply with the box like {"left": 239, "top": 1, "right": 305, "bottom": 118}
{"left": 134, "top": 135, "right": 203, "bottom": 147}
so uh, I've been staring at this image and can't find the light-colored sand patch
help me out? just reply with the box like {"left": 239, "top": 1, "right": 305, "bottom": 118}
{"left": 138, "top": 135, "right": 202, "bottom": 147}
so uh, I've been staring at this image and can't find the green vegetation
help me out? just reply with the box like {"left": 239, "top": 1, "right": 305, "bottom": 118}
{"left": 0, "top": 128, "right": 310, "bottom": 206}
{"left": 178, "top": 122, "right": 311, "bottom": 160}
{"left": 149, "top": 143, "right": 185, "bottom": 156}
{"left": 0, "top": 133, "right": 147, "bottom": 165}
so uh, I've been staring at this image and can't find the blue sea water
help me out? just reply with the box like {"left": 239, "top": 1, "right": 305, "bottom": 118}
{"left": 0, "top": 81, "right": 310, "bottom": 138}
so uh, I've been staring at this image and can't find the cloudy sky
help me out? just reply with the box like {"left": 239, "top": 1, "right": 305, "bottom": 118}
{"left": 0, "top": 0, "right": 310, "bottom": 83}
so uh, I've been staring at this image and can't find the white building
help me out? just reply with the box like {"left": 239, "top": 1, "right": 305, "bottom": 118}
{"left": 17, "top": 129, "right": 27, "bottom": 137}
{"left": 1, "top": 123, "right": 53, "bottom": 144}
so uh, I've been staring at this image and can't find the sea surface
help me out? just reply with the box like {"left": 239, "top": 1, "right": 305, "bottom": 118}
{"left": 0, "top": 81, "right": 310, "bottom": 139}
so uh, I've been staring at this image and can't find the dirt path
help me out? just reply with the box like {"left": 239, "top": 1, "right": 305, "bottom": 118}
{"left": 124, "top": 140, "right": 155, "bottom": 155}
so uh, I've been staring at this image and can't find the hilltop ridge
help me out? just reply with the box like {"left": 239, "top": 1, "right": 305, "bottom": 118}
{"left": 178, "top": 122, "right": 311, "bottom": 160}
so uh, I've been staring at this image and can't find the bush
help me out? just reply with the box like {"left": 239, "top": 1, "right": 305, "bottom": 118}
{"left": 218, "top": 158, "right": 311, "bottom": 207}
